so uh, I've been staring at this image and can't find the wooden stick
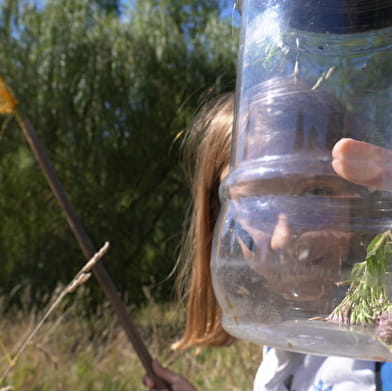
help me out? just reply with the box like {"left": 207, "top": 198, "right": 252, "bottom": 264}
{"left": 14, "top": 110, "right": 170, "bottom": 390}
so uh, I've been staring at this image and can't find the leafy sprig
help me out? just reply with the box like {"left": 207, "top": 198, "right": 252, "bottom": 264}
{"left": 327, "top": 230, "right": 392, "bottom": 346}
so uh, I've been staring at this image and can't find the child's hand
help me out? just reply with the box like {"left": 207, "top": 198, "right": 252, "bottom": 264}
{"left": 142, "top": 359, "right": 198, "bottom": 391}
{"left": 332, "top": 138, "right": 392, "bottom": 192}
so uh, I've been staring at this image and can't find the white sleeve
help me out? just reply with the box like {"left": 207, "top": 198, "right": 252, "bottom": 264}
{"left": 253, "top": 348, "right": 376, "bottom": 391}
{"left": 253, "top": 348, "right": 304, "bottom": 391}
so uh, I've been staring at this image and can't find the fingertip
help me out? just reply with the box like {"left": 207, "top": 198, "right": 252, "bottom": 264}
{"left": 152, "top": 358, "right": 159, "bottom": 365}
{"left": 331, "top": 138, "right": 392, "bottom": 191}
{"left": 331, "top": 137, "right": 354, "bottom": 159}
{"left": 152, "top": 359, "right": 163, "bottom": 372}
{"left": 150, "top": 359, "right": 177, "bottom": 384}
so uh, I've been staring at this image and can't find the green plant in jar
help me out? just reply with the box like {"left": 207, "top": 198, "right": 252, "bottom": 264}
{"left": 327, "top": 230, "right": 392, "bottom": 348}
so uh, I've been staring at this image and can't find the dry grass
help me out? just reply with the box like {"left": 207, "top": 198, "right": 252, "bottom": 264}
{"left": 0, "top": 243, "right": 110, "bottom": 385}
{"left": 0, "top": 286, "right": 262, "bottom": 391}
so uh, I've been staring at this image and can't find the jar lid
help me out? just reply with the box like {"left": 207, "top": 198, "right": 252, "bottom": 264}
{"left": 288, "top": 0, "right": 392, "bottom": 33}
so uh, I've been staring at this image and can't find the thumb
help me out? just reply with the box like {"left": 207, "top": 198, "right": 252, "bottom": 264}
{"left": 332, "top": 138, "right": 392, "bottom": 192}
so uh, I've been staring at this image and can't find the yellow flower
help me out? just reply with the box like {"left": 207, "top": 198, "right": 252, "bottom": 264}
{"left": 0, "top": 77, "right": 17, "bottom": 114}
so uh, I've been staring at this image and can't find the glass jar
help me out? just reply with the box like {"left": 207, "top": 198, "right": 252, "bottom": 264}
{"left": 211, "top": 0, "right": 392, "bottom": 360}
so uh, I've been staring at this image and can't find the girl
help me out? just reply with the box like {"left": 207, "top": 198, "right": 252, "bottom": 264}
{"left": 143, "top": 81, "right": 392, "bottom": 391}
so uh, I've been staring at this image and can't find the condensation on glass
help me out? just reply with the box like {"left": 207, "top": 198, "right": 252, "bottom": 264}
{"left": 211, "top": 0, "right": 392, "bottom": 360}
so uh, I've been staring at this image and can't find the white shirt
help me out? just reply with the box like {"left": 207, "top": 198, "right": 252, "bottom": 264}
{"left": 253, "top": 348, "right": 378, "bottom": 391}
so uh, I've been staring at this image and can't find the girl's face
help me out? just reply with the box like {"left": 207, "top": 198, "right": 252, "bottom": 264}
{"left": 229, "top": 169, "right": 360, "bottom": 306}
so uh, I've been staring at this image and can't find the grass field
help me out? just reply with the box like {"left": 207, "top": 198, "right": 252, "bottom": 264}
{"left": 0, "top": 286, "right": 262, "bottom": 390}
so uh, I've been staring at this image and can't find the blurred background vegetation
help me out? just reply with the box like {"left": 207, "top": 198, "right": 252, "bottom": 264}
{"left": 0, "top": 0, "right": 238, "bottom": 309}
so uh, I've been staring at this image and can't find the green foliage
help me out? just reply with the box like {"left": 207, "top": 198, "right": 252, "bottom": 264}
{"left": 0, "top": 0, "right": 238, "bottom": 307}
{"left": 328, "top": 230, "right": 392, "bottom": 339}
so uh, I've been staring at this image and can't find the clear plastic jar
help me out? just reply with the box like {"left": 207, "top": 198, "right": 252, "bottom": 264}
{"left": 211, "top": 0, "right": 392, "bottom": 360}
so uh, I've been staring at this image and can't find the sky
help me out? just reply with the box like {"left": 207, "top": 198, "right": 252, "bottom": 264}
{"left": 119, "top": 0, "right": 241, "bottom": 24}
{"left": 26, "top": 0, "right": 240, "bottom": 24}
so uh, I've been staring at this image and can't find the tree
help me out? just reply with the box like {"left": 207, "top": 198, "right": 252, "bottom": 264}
{"left": 0, "top": 0, "right": 238, "bottom": 307}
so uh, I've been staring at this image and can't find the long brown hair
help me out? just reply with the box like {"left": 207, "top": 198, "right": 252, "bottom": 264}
{"left": 173, "top": 92, "right": 235, "bottom": 349}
